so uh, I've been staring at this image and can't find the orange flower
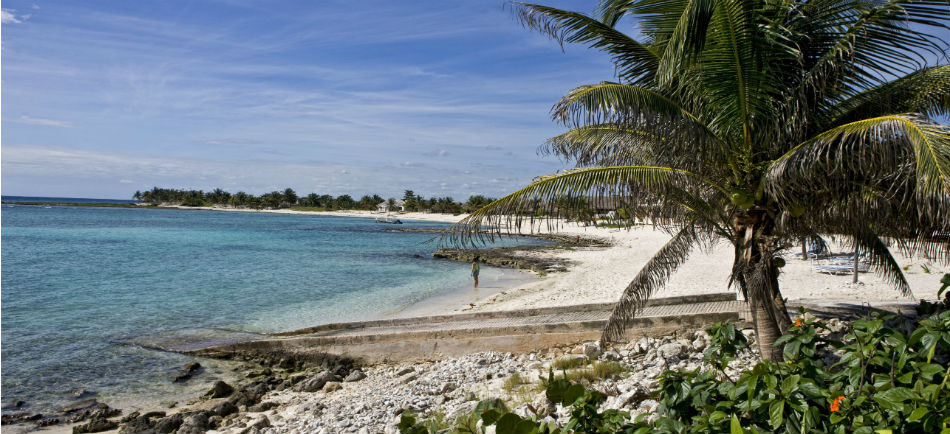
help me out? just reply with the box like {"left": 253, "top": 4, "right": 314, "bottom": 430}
{"left": 830, "top": 395, "right": 845, "bottom": 412}
{"left": 794, "top": 317, "right": 803, "bottom": 327}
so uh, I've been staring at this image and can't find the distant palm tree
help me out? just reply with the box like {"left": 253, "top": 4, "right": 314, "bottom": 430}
{"left": 448, "top": 0, "right": 949, "bottom": 359}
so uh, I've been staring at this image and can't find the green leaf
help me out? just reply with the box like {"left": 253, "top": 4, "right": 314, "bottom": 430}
{"left": 495, "top": 413, "right": 526, "bottom": 434}
{"left": 731, "top": 414, "right": 744, "bottom": 434}
{"left": 908, "top": 407, "right": 930, "bottom": 422}
{"left": 563, "top": 384, "right": 586, "bottom": 405}
{"left": 769, "top": 399, "right": 785, "bottom": 429}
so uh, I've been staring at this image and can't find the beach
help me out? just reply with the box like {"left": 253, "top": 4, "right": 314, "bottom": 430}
{"left": 6, "top": 206, "right": 948, "bottom": 434}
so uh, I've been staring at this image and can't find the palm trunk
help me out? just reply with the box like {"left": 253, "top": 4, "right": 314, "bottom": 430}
{"left": 734, "top": 211, "right": 790, "bottom": 361}
{"left": 852, "top": 246, "right": 859, "bottom": 284}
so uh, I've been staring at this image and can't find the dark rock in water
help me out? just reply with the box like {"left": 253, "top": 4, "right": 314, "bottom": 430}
{"left": 73, "top": 417, "right": 118, "bottom": 434}
{"left": 204, "top": 381, "right": 234, "bottom": 398}
{"left": 14, "top": 401, "right": 25, "bottom": 408}
{"left": 182, "top": 362, "right": 202, "bottom": 374}
{"left": 174, "top": 362, "right": 203, "bottom": 383}
{"left": 72, "top": 389, "right": 96, "bottom": 399}
{"left": 211, "top": 401, "right": 237, "bottom": 417}
{"left": 61, "top": 399, "right": 100, "bottom": 413}
{"left": 292, "top": 371, "right": 336, "bottom": 393}
{"left": 246, "top": 402, "right": 278, "bottom": 413}
{"left": 343, "top": 370, "right": 366, "bottom": 382}
{"left": 1, "top": 412, "right": 43, "bottom": 425}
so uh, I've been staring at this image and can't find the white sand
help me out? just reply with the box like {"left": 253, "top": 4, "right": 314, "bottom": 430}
{"left": 466, "top": 222, "right": 948, "bottom": 312}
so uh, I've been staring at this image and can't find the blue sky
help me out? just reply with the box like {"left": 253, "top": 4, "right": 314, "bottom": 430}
{"left": 2, "top": 0, "right": 617, "bottom": 200}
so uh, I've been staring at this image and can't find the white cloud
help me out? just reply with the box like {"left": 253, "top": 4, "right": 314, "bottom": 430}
{"left": 119, "top": 179, "right": 133, "bottom": 183}
{"left": 13, "top": 115, "right": 73, "bottom": 128}
{"left": 2, "top": 9, "right": 23, "bottom": 24}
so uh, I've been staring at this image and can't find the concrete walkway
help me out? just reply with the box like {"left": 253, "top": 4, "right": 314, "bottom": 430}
{"left": 187, "top": 293, "right": 748, "bottom": 364}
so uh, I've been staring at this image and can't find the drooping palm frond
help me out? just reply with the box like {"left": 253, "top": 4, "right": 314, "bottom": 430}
{"left": 850, "top": 231, "right": 914, "bottom": 298}
{"left": 440, "top": 165, "right": 726, "bottom": 248}
{"left": 601, "top": 225, "right": 698, "bottom": 342}
{"left": 510, "top": 2, "right": 661, "bottom": 85}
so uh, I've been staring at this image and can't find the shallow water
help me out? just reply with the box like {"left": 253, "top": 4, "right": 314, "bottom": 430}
{"left": 1, "top": 205, "right": 539, "bottom": 412}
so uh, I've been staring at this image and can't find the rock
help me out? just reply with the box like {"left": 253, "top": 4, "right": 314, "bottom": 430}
{"left": 175, "top": 413, "right": 209, "bottom": 434}
{"left": 691, "top": 337, "right": 707, "bottom": 351}
{"left": 322, "top": 382, "right": 342, "bottom": 393}
{"left": 61, "top": 399, "right": 101, "bottom": 413}
{"left": 293, "top": 371, "right": 336, "bottom": 393}
{"left": 2, "top": 413, "right": 43, "bottom": 425}
{"left": 247, "top": 402, "right": 279, "bottom": 413}
{"left": 601, "top": 350, "right": 621, "bottom": 361}
{"left": 153, "top": 414, "right": 184, "bottom": 434}
{"left": 657, "top": 342, "right": 684, "bottom": 359}
{"left": 400, "top": 373, "right": 419, "bottom": 384}
{"left": 238, "top": 416, "right": 270, "bottom": 434}
{"left": 395, "top": 367, "right": 414, "bottom": 376}
{"left": 212, "top": 401, "right": 238, "bottom": 417}
{"left": 72, "top": 389, "right": 96, "bottom": 399}
{"left": 583, "top": 342, "right": 602, "bottom": 359}
{"left": 343, "top": 370, "right": 366, "bottom": 382}
{"left": 205, "top": 381, "right": 234, "bottom": 399}
{"left": 73, "top": 417, "right": 118, "bottom": 434}
{"left": 439, "top": 382, "right": 457, "bottom": 394}
{"left": 182, "top": 362, "right": 202, "bottom": 374}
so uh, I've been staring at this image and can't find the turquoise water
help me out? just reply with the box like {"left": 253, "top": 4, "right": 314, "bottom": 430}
{"left": 1, "top": 205, "right": 536, "bottom": 412}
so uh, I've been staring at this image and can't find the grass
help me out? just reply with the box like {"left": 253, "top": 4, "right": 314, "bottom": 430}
{"left": 551, "top": 356, "right": 591, "bottom": 370}
{"left": 544, "top": 360, "right": 628, "bottom": 384}
{"left": 502, "top": 372, "right": 530, "bottom": 394}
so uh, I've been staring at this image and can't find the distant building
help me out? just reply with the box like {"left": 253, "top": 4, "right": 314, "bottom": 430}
{"left": 377, "top": 199, "right": 406, "bottom": 213}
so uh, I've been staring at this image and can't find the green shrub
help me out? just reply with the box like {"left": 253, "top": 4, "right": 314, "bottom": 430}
{"left": 400, "top": 277, "right": 950, "bottom": 433}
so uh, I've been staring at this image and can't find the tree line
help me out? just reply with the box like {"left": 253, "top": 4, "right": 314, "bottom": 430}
{"left": 132, "top": 187, "right": 495, "bottom": 214}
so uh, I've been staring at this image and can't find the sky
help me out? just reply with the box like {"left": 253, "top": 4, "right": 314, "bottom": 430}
{"left": 1, "top": 0, "right": 618, "bottom": 200}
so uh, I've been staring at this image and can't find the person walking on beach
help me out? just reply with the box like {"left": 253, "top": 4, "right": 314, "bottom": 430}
{"left": 471, "top": 256, "right": 480, "bottom": 289}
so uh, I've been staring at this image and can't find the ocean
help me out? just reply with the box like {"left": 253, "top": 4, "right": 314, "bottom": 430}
{"left": 0, "top": 203, "right": 539, "bottom": 413}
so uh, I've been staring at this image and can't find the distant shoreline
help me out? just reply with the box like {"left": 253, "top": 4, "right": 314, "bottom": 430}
{"left": 1, "top": 201, "right": 469, "bottom": 223}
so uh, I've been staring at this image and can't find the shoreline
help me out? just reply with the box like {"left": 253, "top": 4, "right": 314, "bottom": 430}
{"left": 5, "top": 205, "right": 948, "bottom": 434}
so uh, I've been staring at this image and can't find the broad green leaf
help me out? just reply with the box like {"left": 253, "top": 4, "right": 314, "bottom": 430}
{"left": 769, "top": 399, "right": 785, "bottom": 429}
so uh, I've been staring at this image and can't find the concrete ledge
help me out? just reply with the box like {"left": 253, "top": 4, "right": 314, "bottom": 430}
{"left": 189, "top": 310, "right": 741, "bottom": 363}
{"left": 273, "top": 292, "right": 737, "bottom": 337}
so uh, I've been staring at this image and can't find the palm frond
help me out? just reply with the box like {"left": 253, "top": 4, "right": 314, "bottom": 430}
{"left": 767, "top": 115, "right": 950, "bottom": 223}
{"left": 795, "top": 0, "right": 950, "bottom": 107}
{"left": 510, "top": 2, "right": 661, "bottom": 84}
{"left": 440, "top": 165, "right": 725, "bottom": 248}
{"left": 601, "top": 225, "right": 697, "bottom": 342}
{"left": 827, "top": 65, "right": 950, "bottom": 127}
{"left": 851, "top": 232, "right": 914, "bottom": 298}
{"left": 540, "top": 123, "right": 658, "bottom": 166}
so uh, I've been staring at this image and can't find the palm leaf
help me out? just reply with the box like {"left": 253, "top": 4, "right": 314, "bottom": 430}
{"left": 510, "top": 2, "right": 661, "bottom": 85}
{"left": 601, "top": 225, "right": 697, "bottom": 342}
{"left": 440, "top": 165, "right": 724, "bottom": 247}
{"left": 851, "top": 232, "right": 914, "bottom": 298}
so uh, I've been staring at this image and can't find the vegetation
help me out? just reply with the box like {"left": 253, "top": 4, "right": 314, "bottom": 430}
{"left": 552, "top": 356, "right": 591, "bottom": 370}
{"left": 400, "top": 281, "right": 950, "bottom": 433}
{"left": 132, "top": 187, "right": 495, "bottom": 213}
{"left": 446, "top": 0, "right": 950, "bottom": 360}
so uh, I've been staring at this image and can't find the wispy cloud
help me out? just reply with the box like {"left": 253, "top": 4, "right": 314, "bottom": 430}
{"left": 12, "top": 115, "right": 73, "bottom": 128}
{"left": 2, "top": 8, "right": 24, "bottom": 24}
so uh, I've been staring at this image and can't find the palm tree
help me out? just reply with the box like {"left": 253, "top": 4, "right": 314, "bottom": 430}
{"left": 446, "top": 0, "right": 949, "bottom": 360}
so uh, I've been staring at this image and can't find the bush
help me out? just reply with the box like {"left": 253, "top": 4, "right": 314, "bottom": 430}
{"left": 400, "top": 277, "right": 950, "bottom": 434}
